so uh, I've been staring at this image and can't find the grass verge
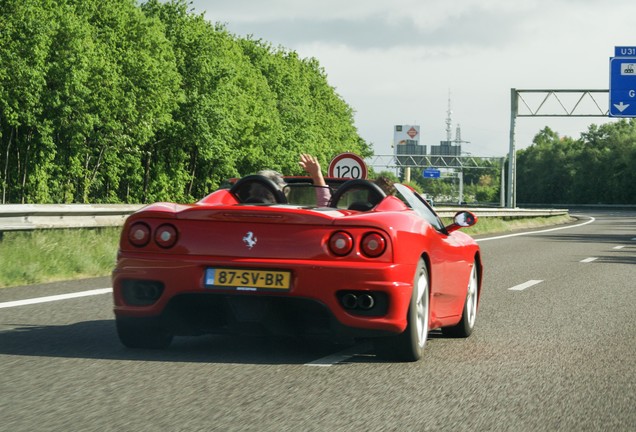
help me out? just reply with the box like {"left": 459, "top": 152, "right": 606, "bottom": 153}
{"left": 0, "top": 228, "right": 120, "bottom": 289}
{"left": 444, "top": 214, "right": 575, "bottom": 236}
{"left": 0, "top": 214, "right": 574, "bottom": 288}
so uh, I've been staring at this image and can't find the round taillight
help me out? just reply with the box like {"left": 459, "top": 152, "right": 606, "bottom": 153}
{"left": 361, "top": 232, "right": 386, "bottom": 258}
{"left": 128, "top": 222, "right": 151, "bottom": 247}
{"left": 155, "top": 224, "right": 178, "bottom": 248}
{"left": 329, "top": 231, "right": 354, "bottom": 256}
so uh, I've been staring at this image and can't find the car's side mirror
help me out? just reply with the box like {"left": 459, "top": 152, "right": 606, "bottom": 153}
{"left": 445, "top": 211, "right": 478, "bottom": 233}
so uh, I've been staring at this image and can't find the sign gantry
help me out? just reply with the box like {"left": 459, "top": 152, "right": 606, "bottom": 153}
{"left": 367, "top": 154, "right": 503, "bottom": 169}
{"left": 514, "top": 89, "right": 609, "bottom": 117}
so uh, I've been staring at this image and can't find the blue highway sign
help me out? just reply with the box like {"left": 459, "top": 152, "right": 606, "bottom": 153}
{"left": 609, "top": 54, "right": 636, "bottom": 118}
{"left": 423, "top": 168, "right": 441, "bottom": 179}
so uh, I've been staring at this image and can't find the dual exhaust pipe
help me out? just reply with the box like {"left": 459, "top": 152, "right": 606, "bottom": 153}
{"left": 341, "top": 292, "right": 375, "bottom": 311}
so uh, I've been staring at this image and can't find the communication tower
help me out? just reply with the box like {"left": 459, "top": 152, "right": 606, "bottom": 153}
{"left": 431, "top": 91, "right": 468, "bottom": 156}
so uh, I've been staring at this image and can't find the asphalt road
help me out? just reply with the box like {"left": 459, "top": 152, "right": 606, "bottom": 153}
{"left": 1, "top": 210, "right": 634, "bottom": 432}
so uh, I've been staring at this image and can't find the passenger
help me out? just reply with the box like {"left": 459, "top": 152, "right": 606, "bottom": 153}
{"left": 299, "top": 153, "right": 397, "bottom": 207}
{"left": 299, "top": 154, "right": 331, "bottom": 206}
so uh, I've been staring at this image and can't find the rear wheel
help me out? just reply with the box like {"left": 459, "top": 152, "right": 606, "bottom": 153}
{"left": 375, "top": 259, "right": 429, "bottom": 361}
{"left": 442, "top": 262, "right": 479, "bottom": 337}
{"left": 116, "top": 317, "right": 173, "bottom": 349}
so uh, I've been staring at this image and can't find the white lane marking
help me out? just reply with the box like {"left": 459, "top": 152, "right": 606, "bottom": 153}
{"left": 305, "top": 342, "right": 372, "bottom": 367}
{"left": 0, "top": 288, "right": 112, "bottom": 309}
{"left": 580, "top": 257, "right": 598, "bottom": 263}
{"left": 508, "top": 280, "right": 543, "bottom": 291}
{"left": 477, "top": 216, "right": 595, "bottom": 243}
{"left": 613, "top": 246, "right": 625, "bottom": 250}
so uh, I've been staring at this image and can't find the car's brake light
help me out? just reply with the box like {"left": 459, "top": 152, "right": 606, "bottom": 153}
{"left": 360, "top": 232, "right": 386, "bottom": 258}
{"left": 155, "top": 224, "right": 178, "bottom": 248}
{"left": 329, "top": 231, "right": 353, "bottom": 256}
{"left": 128, "top": 222, "right": 151, "bottom": 247}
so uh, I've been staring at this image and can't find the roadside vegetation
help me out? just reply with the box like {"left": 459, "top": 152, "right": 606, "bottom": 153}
{"left": 0, "top": 214, "right": 573, "bottom": 289}
{"left": 445, "top": 214, "right": 574, "bottom": 236}
{"left": 516, "top": 123, "right": 636, "bottom": 204}
{"left": 0, "top": 228, "right": 120, "bottom": 288}
{"left": 1, "top": 0, "right": 369, "bottom": 205}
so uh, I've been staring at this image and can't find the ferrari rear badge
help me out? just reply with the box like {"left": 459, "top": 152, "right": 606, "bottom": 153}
{"left": 243, "top": 231, "right": 257, "bottom": 249}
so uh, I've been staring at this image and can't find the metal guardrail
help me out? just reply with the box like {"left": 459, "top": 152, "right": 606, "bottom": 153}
{"left": 0, "top": 204, "right": 144, "bottom": 232}
{"left": 435, "top": 207, "right": 569, "bottom": 218}
{"left": 0, "top": 204, "right": 568, "bottom": 233}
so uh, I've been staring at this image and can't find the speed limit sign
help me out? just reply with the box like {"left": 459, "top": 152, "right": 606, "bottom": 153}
{"left": 328, "top": 153, "right": 368, "bottom": 179}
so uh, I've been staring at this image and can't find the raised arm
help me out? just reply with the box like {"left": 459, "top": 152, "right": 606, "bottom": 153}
{"left": 299, "top": 154, "right": 331, "bottom": 206}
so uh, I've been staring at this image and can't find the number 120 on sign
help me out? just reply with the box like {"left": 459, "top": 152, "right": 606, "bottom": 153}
{"left": 328, "top": 153, "right": 368, "bottom": 179}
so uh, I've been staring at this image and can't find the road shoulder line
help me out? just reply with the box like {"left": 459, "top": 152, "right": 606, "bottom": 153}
{"left": 477, "top": 216, "right": 595, "bottom": 243}
{"left": 0, "top": 287, "right": 112, "bottom": 309}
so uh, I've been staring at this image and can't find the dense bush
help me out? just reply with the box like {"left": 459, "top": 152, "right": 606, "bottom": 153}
{"left": 517, "top": 120, "right": 636, "bottom": 204}
{"left": 0, "top": 0, "right": 370, "bottom": 204}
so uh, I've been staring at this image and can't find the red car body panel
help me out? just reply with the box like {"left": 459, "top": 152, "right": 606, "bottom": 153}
{"left": 112, "top": 180, "right": 482, "bottom": 339}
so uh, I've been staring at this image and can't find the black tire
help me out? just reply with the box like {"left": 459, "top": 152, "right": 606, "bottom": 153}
{"left": 375, "top": 259, "right": 429, "bottom": 362}
{"left": 442, "top": 262, "right": 479, "bottom": 338}
{"left": 116, "top": 316, "right": 173, "bottom": 349}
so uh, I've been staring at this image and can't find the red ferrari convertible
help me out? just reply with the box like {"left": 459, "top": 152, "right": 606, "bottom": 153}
{"left": 112, "top": 175, "right": 482, "bottom": 361}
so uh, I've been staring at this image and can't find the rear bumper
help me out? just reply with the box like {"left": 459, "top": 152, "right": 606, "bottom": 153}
{"left": 112, "top": 255, "right": 416, "bottom": 335}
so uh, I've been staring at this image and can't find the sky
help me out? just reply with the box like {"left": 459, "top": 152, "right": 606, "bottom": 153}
{"left": 186, "top": 0, "right": 634, "bottom": 161}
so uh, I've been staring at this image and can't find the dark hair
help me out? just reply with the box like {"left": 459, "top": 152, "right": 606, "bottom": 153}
{"left": 374, "top": 176, "right": 396, "bottom": 196}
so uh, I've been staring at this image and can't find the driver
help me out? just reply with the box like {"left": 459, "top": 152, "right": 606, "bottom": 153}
{"left": 245, "top": 169, "right": 286, "bottom": 204}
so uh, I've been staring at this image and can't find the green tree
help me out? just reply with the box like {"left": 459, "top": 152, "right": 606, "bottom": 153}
{"left": 0, "top": 0, "right": 181, "bottom": 203}
{"left": 239, "top": 38, "right": 371, "bottom": 175}
{"left": 71, "top": 0, "right": 181, "bottom": 203}
{"left": 517, "top": 121, "right": 636, "bottom": 204}
{"left": 0, "top": 0, "right": 56, "bottom": 203}
{"left": 576, "top": 119, "right": 636, "bottom": 204}
{"left": 517, "top": 127, "right": 576, "bottom": 204}
{"left": 1, "top": 0, "right": 369, "bottom": 204}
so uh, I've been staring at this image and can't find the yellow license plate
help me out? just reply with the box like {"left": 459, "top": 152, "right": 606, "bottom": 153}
{"left": 205, "top": 268, "right": 291, "bottom": 290}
